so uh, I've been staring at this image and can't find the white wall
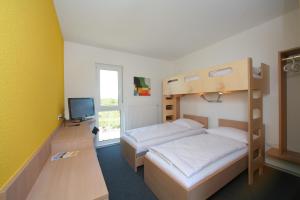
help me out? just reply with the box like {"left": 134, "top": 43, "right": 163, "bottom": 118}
{"left": 64, "top": 8, "right": 300, "bottom": 148}
{"left": 64, "top": 41, "right": 172, "bottom": 131}
{"left": 173, "top": 8, "right": 300, "bottom": 147}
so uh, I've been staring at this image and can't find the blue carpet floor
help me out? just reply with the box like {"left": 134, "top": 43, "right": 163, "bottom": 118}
{"left": 96, "top": 144, "right": 300, "bottom": 200}
{"left": 96, "top": 144, "right": 157, "bottom": 200}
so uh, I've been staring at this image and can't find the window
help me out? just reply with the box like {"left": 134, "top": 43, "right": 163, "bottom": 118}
{"left": 96, "top": 64, "right": 123, "bottom": 145}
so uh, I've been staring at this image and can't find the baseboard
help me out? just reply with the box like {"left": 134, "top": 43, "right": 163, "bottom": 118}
{"left": 96, "top": 140, "right": 120, "bottom": 149}
{"left": 265, "top": 157, "right": 300, "bottom": 177}
{"left": 0, "top": 124, "right": 63, "bottom": 200}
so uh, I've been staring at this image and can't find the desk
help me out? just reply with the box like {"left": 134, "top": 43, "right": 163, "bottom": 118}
{"left": 52, "top": 120, "right": 95, "bottom": 154}
{"left": 26, "top": 120, "right": 108, "bottom": 200}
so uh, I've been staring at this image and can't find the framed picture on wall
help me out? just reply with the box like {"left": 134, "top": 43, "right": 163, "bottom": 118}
{"left": 134, "top": 76, "right": 151, "bottom": 96}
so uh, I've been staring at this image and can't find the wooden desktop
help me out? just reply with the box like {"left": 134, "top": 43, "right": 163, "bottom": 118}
{"left": 26, "top": 119, "right": 108, "bottom": 200}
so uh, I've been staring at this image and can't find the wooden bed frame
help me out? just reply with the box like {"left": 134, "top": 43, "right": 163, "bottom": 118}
{"left": 121, "top": 114, "right": 208, "bottom": 172}
{"left": 162, "top": 58, "right": 267, "bottom": 185}
{"left": 144, "top": 119, "right": 252, "bottom": 200}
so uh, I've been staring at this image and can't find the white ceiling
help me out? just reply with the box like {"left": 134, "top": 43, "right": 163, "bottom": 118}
{"left": 54, "top": 0, "right": 299, "bottom": 60}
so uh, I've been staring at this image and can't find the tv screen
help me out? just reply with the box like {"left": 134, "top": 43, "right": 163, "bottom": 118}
{"left": 68, "top": 98, "right": 95, "bottom": 120}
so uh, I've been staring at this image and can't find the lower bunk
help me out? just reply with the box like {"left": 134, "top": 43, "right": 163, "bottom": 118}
{"left": 144, "top": 154, "right": 247, "bottom": 200}
{"left": 120, "top": 138, "right": 145, "bottom": 171}
{"left": 121, "top": 114, "right": 208, "bottom": 171}
{"left": 144, "top": 118, "right": 261, "bottom": 200}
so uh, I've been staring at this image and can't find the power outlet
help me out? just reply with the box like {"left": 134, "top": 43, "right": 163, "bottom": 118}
{"left": 57, "top": 114, "right": 64, "bottom": 121}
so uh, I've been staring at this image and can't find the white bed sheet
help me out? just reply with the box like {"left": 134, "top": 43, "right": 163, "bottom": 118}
{"left": 122, "top": 129, "right": 205, "bottom": 154}
{"left": 125, "top": 122, "right": 190, "bottom": 143}
{"left": 145, "top": 145, "right": 247, "bottom": 189}
{"left": 149, "top": 134, "right": 246, "bottom": 177}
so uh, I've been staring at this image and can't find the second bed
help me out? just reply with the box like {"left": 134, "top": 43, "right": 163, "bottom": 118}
{"left": 121, "top": 114, "right": 208, "bottom": 171}
{"left": 144, "top": 119, "right": 254, "bottom": 200}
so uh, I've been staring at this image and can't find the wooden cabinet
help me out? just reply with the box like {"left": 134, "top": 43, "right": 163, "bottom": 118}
{"left": 267, "top": 47, "right": 300, "bottom": 165}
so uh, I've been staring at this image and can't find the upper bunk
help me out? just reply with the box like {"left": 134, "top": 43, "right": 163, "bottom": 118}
{"left": 163, "top": 58, "right": 269, "bottom": 96}
{"left": 162, "top": 57, "right": 269, "bottom": 185}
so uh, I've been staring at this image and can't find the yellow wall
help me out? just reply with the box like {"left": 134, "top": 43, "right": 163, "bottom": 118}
{"left": 0, "top": 0, "right": 64, "bottom": 189}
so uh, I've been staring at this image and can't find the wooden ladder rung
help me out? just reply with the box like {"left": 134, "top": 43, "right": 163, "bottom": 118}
{"left": 163, "top": 99, "right": 176, "bottom": 105}
{"left": 252, "top": 98, "right": 262, "bottom": 110}
{"left": 253, "top": 136, "right": 262, "bottom": 151}
{"left": 164, "top": 110, "right": 175, "bottom": 116}
{"left": 165, "top": 103, "right": 176, "bottom": 108}
{"left": 253, "top": 156, "right": 264, "bottom": 171}
{"left": 252, "top": 118, "right": 262, "bottom": 130}
{"left": 252, "top": 79, "right": 263, "bottom": 90}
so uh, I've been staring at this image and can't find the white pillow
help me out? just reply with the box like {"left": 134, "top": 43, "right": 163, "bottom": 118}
{"left": 206, "top": 127, "right": 248, "bottom": 144}
{"left": 172, "top": 118, "right": 204, "bottom": 129}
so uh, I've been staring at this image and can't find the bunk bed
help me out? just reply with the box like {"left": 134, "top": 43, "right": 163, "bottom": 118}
{"left": 121, "top": 114, "right": 208, "bottom": 172}
{"left": 145, "top": 58, "right": 268, "bottom": 200}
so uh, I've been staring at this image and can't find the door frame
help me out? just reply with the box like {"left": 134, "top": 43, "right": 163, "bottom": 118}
{"left": 95, "top": 63, "right": 124, "bottom": 146}
{"left": 278, "top": 47, "right": 300, "bottom": 154}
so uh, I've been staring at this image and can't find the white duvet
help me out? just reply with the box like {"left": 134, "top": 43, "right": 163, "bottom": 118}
{"left": 125, "top": 122, "right": 194, "bottom": 143}
{"left": 149, "top": 134, "right": 246, "bottom": 178}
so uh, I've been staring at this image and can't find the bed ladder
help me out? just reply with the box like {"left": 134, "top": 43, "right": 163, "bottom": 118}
{"left": 162, "top": 95, "right": 180, "bottom": 122}
{"left": 247, "top": 60, "right": 266, "bottom": 185}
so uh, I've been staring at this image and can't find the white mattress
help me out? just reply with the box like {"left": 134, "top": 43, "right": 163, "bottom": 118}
{"left": 145, "top": 142, "right": 247, "bottom": 189}
{"left": 122, "top": 129, "right": 204, "bottom": 154}
{"left": 125, "top": 122, "right": 192, "bottom": 143}
{"left": 149, "top": 134, "right": 246, "bottom": 177}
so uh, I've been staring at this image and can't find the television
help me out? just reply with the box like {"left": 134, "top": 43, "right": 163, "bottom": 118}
{"left": 68, "top": 98, "right": 95, "bottom": 121}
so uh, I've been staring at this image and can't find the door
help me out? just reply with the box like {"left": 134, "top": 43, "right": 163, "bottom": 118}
{"left": 96, "top": 64, "right": 123, "bottom": 146}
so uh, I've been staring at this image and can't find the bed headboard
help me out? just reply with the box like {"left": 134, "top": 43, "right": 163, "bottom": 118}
{"left": 218, "top": 118, "right": 248, "bottom": 131}
{"left": 183, "top": 114, "right": 208, "bottom": 128}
